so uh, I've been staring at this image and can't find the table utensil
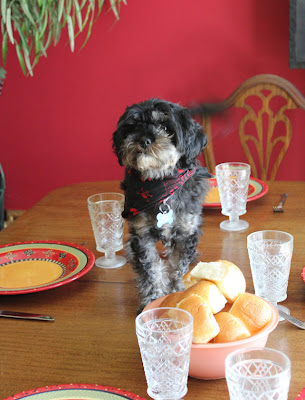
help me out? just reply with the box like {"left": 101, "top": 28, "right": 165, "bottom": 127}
{"left": 88, "top": 192, "right": 126, "bottom": 269}
{"left": 2, "top": 384, "right": 147, "bottom": 400}
{"left": 215, "top": 162, "right": 251, "bottom": 231}
{"left": 0, "top": 241, "right": 95, "bottom": 295}
{"left": 273, "top": 193, "right": 288, "bottom": 213}
{"left": 136, "top": 307, "right": 193, "bottom": 399}
{"left": 0, "top": 311, "right": 54, "bottom": 321}
{"left": 143, "top": 296, "right": 278, "bottom": 380}
{"left": 278, "top": 309, "right": 305, "bottom": 329}
{"left": 225, "top": 347, "right": 291, "bottom": 400}
{"left": 247, "top": 230, "right": 293, "bottom": 321}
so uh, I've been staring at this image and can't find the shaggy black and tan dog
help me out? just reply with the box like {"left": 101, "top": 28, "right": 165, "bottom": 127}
{"left": 113, "top": 98, "right": 211, "bottom": 311}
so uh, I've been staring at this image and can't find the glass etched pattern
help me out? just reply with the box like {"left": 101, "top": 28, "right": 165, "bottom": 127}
{"left": 88, "top": 200, "right": 124, "bottom": 253}
{"left": 136, "top": 310, "right": 193, "bottom": 400}
{"left": 216, "top": 166, "right": 250, "bottom": 216}
{"left": 226, "top": 359, "right": 290, "bottom": 400}
{"left": 248, "top": 238, "right": 293, "bottom": 302}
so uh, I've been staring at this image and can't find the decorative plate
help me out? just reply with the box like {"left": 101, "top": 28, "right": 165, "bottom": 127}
{"left": 203, "top": 177, "right": 269, "bottom": 208}
{"left": 296, "top": 387, "right": 305, "bottom": 400}
{"left": 0, "top": 241, "right": 95, "bottom": 295}
{"left": 3, "top": 384, "right": 147, "bottom": 400}
{"left": 302, "top": 266, "right": 305, "bottom": 284}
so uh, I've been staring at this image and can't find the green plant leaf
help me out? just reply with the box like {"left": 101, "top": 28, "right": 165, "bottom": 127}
{"left": 82, "top": 5, "right": 91, "bottom": 30}
{"left": 80, "top": 0, "right": 87, "bottom": 9}
{"left": 16, "top": 44, "right": 27, "bottom": 75}
{"left": 6, "top": 8, "right": 14, "bottom": 44}
{"left": 80, "top": 13, "right": 93, "bottom": 50}
{"left": 0, "top": 66, "right": 6, "bottom": 79}
{"left": 58, "top": 0, "right": 64, "bottom": 22}
{"left": 1, "top": 0, "right": 7, "bottom": 22}
{"left": 35, "top": 31, "right": 40, "bottom": 56}
{"left": 97, "top": 0, "right": 105, "bottom": 15}
{"left": 24, "top": 50, "right": 33, "bottom": 76}
{"left": 20, "top": 0, "right": 36, "bottom": 26}
{"left": 2, "top": 32, "right": 8, "bottom": 66}
{"left": 110, "top": 0, "right": 119, "bottom": 19}
{"left": 39, "top": 9, "right": 49, "bottom": 39}
{"left": 17, "top": 26, "right": 30, "bottom": 55}
{"left": 67, "top": 15, "right": 75, "bottom": 52}
{"left": 74, "top": 0, "right": 83, "bottom": 31}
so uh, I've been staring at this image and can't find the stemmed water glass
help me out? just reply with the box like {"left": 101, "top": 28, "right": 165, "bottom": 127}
{"left": 87, "top": 192, "right": 126, "bottom": 269}
{"left": 216, "top": 162, "right": 251, "bottom": 231}
{"left": 247, "top": 230, "right": 294, "bottom": 321}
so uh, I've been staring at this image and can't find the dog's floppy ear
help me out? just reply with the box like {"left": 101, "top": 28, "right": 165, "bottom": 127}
{"left": 112, "top": 127, "right": 124, "bottom": 166}
{"left": 112, "top": 109, "right": 132, "bottom": 166}
{"left": 173, "top": 106, "right": 208, "bottom": 162}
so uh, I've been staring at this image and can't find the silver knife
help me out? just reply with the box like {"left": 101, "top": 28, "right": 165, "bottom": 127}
{"left": 0, "top": 311, "right": 54, "bottom": 321}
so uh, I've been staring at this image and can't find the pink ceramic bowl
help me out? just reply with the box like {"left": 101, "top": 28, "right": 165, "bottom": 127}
{"left": 144, "top": 294, "right": 279, "bottom": 380}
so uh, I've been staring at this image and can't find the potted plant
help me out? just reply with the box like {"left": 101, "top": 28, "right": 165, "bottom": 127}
{"left": 0, "top": 0, "right": 125, "bottom": 80}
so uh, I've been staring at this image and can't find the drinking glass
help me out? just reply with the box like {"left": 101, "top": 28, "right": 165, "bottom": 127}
{"left": 247, "top": 230, "right": 293, "bottom": 320}
{"left": 216, "top": 162, "right": 251, "bottom": 231}
{"left": 136, "top": 307, "right": 193, "bottom": 400}
{"left": 225, "top": 347, "right": 291, "bottom": 400}
{"left": 87, "top": 192, "right": 126, "bottom": 269}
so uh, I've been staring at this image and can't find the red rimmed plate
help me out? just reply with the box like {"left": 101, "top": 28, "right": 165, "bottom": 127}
{"left": 302, "top": 266, "right": 305, "bottom": 284}
{"left": 296, "top": 387, "right": 305, "bottom": 400}
{"left": 3, "top": 384, "right": 147, "bottom": 400}
{"left": 0, "top": 241, "right": 95, "bottom": 295}
{"left": 203, "top": 177, "right": 268, "bottom": 208}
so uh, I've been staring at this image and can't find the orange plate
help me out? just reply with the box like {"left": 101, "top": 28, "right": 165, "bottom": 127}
{"left": 0, "top": 241, "right": 95, "bottom": 295}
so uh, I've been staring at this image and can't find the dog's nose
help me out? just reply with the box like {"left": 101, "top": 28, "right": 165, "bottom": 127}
{"left": 141, "top": 137, "right": 152, "bottom": 149}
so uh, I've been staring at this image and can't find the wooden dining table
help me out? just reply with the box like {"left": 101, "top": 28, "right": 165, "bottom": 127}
{"left": 0, "top": 180, "right": 304, "bottom": 400}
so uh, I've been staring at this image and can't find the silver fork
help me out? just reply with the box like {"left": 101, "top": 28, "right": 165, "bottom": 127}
{"left": 278, "top": 309, "right": 305, "bottom": 329}
{"left": 273, "top": 193, "right": 288, "bottom": 213}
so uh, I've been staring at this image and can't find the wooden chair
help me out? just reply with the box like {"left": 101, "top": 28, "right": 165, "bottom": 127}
{"left": 190, "top": 74, "right": 305, "bottom": 180}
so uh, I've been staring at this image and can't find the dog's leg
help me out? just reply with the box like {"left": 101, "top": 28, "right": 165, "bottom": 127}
{"left": 165, "top": 213, "right": 201, "bottom": 292}
{"left": 127, "top": 226, "right": 171, "bottom": 312}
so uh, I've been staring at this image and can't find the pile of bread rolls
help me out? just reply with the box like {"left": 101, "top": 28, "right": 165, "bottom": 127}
{"left": 159, "top": 260, "right": 272, "bottom": 344}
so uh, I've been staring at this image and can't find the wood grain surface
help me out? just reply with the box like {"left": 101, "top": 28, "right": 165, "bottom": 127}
{"left": 0, "top": 180, "right": 304, "bottom": 400}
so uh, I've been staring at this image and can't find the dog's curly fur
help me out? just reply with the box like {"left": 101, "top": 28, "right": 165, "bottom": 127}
{"left": 113, "top": 98, "right": 210, "bottom": 311}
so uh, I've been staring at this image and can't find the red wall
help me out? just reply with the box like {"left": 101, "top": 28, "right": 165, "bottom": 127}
{"left": 1, "top": 0, "right": 305, "bottom": 210}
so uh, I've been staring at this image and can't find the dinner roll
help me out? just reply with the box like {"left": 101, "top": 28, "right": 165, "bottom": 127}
{"left": 177, "top": 295, "right": 220, "bottom": 343}
{"left": 159, "top": 291, "right": 183, "bottom": 308}
{"left": 214, "top": 312, "right": 251, "bottom": 343}
{"left": 229, "top": 292, "right": 272, "bottom": 335}
{"left": 183, "top": 270, "right": 199, "bottom": 289}
{"left": 188, "top": 260, "right": 246, "bottom": 303}
{"left": 181, "top": 280, "right": 227, "bottom": 314}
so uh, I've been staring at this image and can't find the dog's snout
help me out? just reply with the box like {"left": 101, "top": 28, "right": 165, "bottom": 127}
{"left": 141, "top": 137, "right": 152, "bottom": 149}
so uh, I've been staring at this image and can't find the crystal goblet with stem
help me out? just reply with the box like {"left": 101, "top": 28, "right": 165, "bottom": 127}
{"left": 247, "top": 230, "right": 294, "bottom": 321}
{"left": 87, "top": 192, "right": 126, "bottom": 269}
{"left": 216, "top": 162, "right": 251, "bottom": 232}
{"left": 136, "top": 307, "right": 193, "bottom": 400}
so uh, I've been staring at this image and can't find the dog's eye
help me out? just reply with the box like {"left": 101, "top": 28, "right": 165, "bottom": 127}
{"left": 159, "top": 124, "right": 167, "bottom": 131}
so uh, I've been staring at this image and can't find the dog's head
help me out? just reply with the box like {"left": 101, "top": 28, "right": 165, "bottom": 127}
{"left": 112, "top": 98, "right": 208, "bottom": 179}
